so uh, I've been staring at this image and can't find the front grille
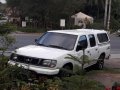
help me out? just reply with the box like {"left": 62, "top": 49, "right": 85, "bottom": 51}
{"left": 14, "top": 55, "right": 43, "bottom": 66}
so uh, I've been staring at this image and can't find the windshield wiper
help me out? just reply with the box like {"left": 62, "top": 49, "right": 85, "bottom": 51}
{"left": 48, "top": 45, "right": 68, "bottom": 50}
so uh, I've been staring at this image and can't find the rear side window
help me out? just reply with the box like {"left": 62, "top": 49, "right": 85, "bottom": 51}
{"left": 97, "top": 33, "right": 109, "bottom": 43}
{"left": 88, "top": 34, "right": 96, "bottom": 47}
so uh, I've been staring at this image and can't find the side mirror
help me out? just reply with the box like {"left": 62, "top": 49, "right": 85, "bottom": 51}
{"left": 76, "top": 45, "right": 83, "bottom": 51}
{"left": 76, "top": 43, "right": 86, "bottom": 51}
{"left": 35, "top": 39, "right": 38, "bottom": 42}
{"left": 35, "top": 39, "right": 38, "bottom": 44}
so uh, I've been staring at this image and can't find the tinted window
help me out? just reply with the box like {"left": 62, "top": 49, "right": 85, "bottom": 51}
{"left": 88, "top": 34, "right": 96, "bottom": 47}
{"left": 78, "top": 35, "right": 88, "bottom": 49}
{"left": 37, "top": 32, "right": 77, "bottom": 50}
{"left": 97, "top": 33, "right": 108, "bottom": 43}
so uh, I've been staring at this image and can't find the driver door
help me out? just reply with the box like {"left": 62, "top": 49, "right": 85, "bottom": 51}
{"left": 75, "top": 35, "right": 91, "bottom": 68}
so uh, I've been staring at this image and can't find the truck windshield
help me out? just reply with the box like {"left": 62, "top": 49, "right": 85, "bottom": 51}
{"left": 36, "top": 32, "right": 77, "bottom": 50}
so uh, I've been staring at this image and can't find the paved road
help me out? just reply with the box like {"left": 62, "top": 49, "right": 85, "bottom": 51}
{"left": 110, "top": 34, "right": 120, "bottom": 54}
{"left": 9, "top": 33, "right": 40, "bottom": 50}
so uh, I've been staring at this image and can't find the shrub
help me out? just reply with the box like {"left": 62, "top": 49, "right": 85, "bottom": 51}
{"left": 110, "top": 17, "right": 120, "bottom": 33}
{"left": 87, "top": 22, "right": 104, "bottom": 29}
{"left": 0, "top": 23, "right": 17, "bottom": 35}
{"left": 0, "top": 35, "right": 15, "bottom": 56}
{"left": 0, "top": 65, "right": 30, "bottom": 90}
{"left": 0, "top": 56, "right": 8, "bottom": 70}
{"left": 0, "top": 23, "right": 16, "bottom": 56}
{"left": 61, "top": 75, "right": 105, "bottom": 90}
{"left": 17, "top": 27, "right": 47, "bottom": 33}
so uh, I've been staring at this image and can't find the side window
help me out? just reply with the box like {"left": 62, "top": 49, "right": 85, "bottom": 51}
{"left": 97, "top": 33, "right": 109, "bottom": 43}
{"left": 88, "top": 34, "right": 96, "bottom": 47}
{"left": 76, "top": 35, "right": 88, "bottom": 51}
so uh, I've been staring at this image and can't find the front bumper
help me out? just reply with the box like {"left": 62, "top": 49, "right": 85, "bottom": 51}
{"left": 8, "top": 61, "right": 60, "bottom": 75}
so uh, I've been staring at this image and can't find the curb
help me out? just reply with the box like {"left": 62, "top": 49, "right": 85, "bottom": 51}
{"left": 110, "top": 54, "right": 120, "bottom": 59}
{"left": 0, "top": 51, "right": 12, "bottom": 53}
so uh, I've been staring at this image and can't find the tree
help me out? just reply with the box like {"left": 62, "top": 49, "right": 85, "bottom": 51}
{"left": 84, "top": 0, "right": 105, "bottom": 18}
{"left": 6, "top": 0, "right": 85, "bottom": 29}
{"left": 0, "top": 23, "right": 16, "bottom": 56}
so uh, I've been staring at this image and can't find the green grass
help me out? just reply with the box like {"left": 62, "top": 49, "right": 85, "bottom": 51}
{"left": 103, "top": 67, "right": 120, "bottom": 74}
{"left": 86, "top": 67, "right": 120, "bottom": 76}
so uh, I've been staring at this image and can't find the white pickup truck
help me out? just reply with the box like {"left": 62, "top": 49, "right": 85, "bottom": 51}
{"left": 8, "top": 29, "right": 110, "bottom": 75}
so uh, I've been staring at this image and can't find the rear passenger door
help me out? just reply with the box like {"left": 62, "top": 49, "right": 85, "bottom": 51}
{"left": 86, "top": 34, "right": 99, "bottom": 60}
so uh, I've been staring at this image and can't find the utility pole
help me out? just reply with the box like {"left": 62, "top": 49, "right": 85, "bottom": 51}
{"left": 104, "top": 0, "right": 112, "bottom": 32}
{"left": 104, "top": 0, "right": 108, "bottom": 29}
{"left": 107, "top": 0, "right": 112, "bottom": 32}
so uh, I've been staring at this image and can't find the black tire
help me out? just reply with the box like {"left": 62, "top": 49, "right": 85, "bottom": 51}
{"left": 58, "top": 65, "right": 73, "bottom": 77}
{"left": 95, "top": 55, "right": 105, "bottom": 70}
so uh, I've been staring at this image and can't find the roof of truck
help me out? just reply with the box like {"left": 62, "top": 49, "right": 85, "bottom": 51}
{"left": 49, "top": 29, "right": 107, "bottom": 35}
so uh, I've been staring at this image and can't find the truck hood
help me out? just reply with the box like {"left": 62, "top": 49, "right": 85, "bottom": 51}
{"left": 16, "top": 45, "right": 70, "bottom": 59}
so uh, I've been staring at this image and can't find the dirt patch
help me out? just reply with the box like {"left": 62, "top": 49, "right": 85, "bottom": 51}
{"left": 104, "top": 58, "right": 120, "bottom": 69}
{"left": 88, "top": 72, "right": 120, "bottom": 88}
{"left": 88, "top": 58, "right": 120, "bottom": 88}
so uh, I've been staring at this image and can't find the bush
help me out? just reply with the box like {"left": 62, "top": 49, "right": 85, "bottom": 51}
{"left": 0, "top": 56, "right": 8, "bottom": 70}
{"left": 0, "top": 65, "right": 30, "bottom": 90}
{"left": 87, "top": 21, "right": 104, "bottom": 29}
{"left": 61, "top": 75, "right": 105, "bottom": 90}
{"left": 17, "top": 27, "right": 47, "bottom": 33}
{"left": 0, "top": 23, "right": 17, "bottom": 35}
{"left": 110, "top": 17, "right": 120, "bottom": 33}
{"left": 0, "top": 23, "right": 16, "bottom": 56}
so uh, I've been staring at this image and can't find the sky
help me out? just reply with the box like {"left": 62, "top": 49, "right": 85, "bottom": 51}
{"left": 0, "top": 0, "right": 6, "bottom": 3}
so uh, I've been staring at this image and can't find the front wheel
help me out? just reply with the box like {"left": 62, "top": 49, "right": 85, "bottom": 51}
{"left": 58, "top": 65, "right": 73, "bottom": 77}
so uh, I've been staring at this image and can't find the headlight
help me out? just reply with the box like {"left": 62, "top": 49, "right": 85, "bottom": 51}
{"left": 42, "top": 59, "right": 57, "bottom": 68}
{"left": 10, "top": 53, "right": 17, "bottom": 61}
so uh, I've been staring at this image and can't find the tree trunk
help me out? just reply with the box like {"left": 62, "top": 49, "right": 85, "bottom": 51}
{"left": 104, "top": 0, "right": 108, "bottom": 29}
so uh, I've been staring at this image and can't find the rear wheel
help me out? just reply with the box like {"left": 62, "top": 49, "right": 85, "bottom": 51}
{"left": 95, "top": 55, "right": 105, "bottom": 70}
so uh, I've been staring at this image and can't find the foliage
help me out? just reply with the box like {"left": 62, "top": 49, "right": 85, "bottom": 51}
{"left": 0, "top": 3, "right": 6, "bottom": 12}
{"left": 84, "top": 0, "right": 105, "bottom": 18}
{"left": 0, "top": 23, "right": 16, "bottom": 35}
{"left": 0, "top": 23, "right": 16, "bottom": 56}
{"left": 87, "top": 20, "right": 104, "bottom": 29}
{"left": 61, "top": 75, "right": 105, "bottom": 90}
{"left": 17, "top": 27, "right": 47, "bottom": 33}
{"left": 6, "top": 0, "right": 85, "bottom": 29}
{"left": 45, "top": 77, "right": 62, "bottom": 90}
{"left": 110, "top": 17, "right": 120, "bottom": 32}
{"left": 0, "top": 35, "right": 15, "bottom": 56}
{"left": 0, "top": 65, "right": 29, "bottom": 89}
{"left": 0, "top": 56, "right": 8, "bottom": 70}
{"left": 6, "top": 0, "right": 120, "bottom": 31}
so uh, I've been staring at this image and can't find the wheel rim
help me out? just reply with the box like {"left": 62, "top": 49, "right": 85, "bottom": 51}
{"left": 99, "top": 61, "right": 104, "bottom": 69}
